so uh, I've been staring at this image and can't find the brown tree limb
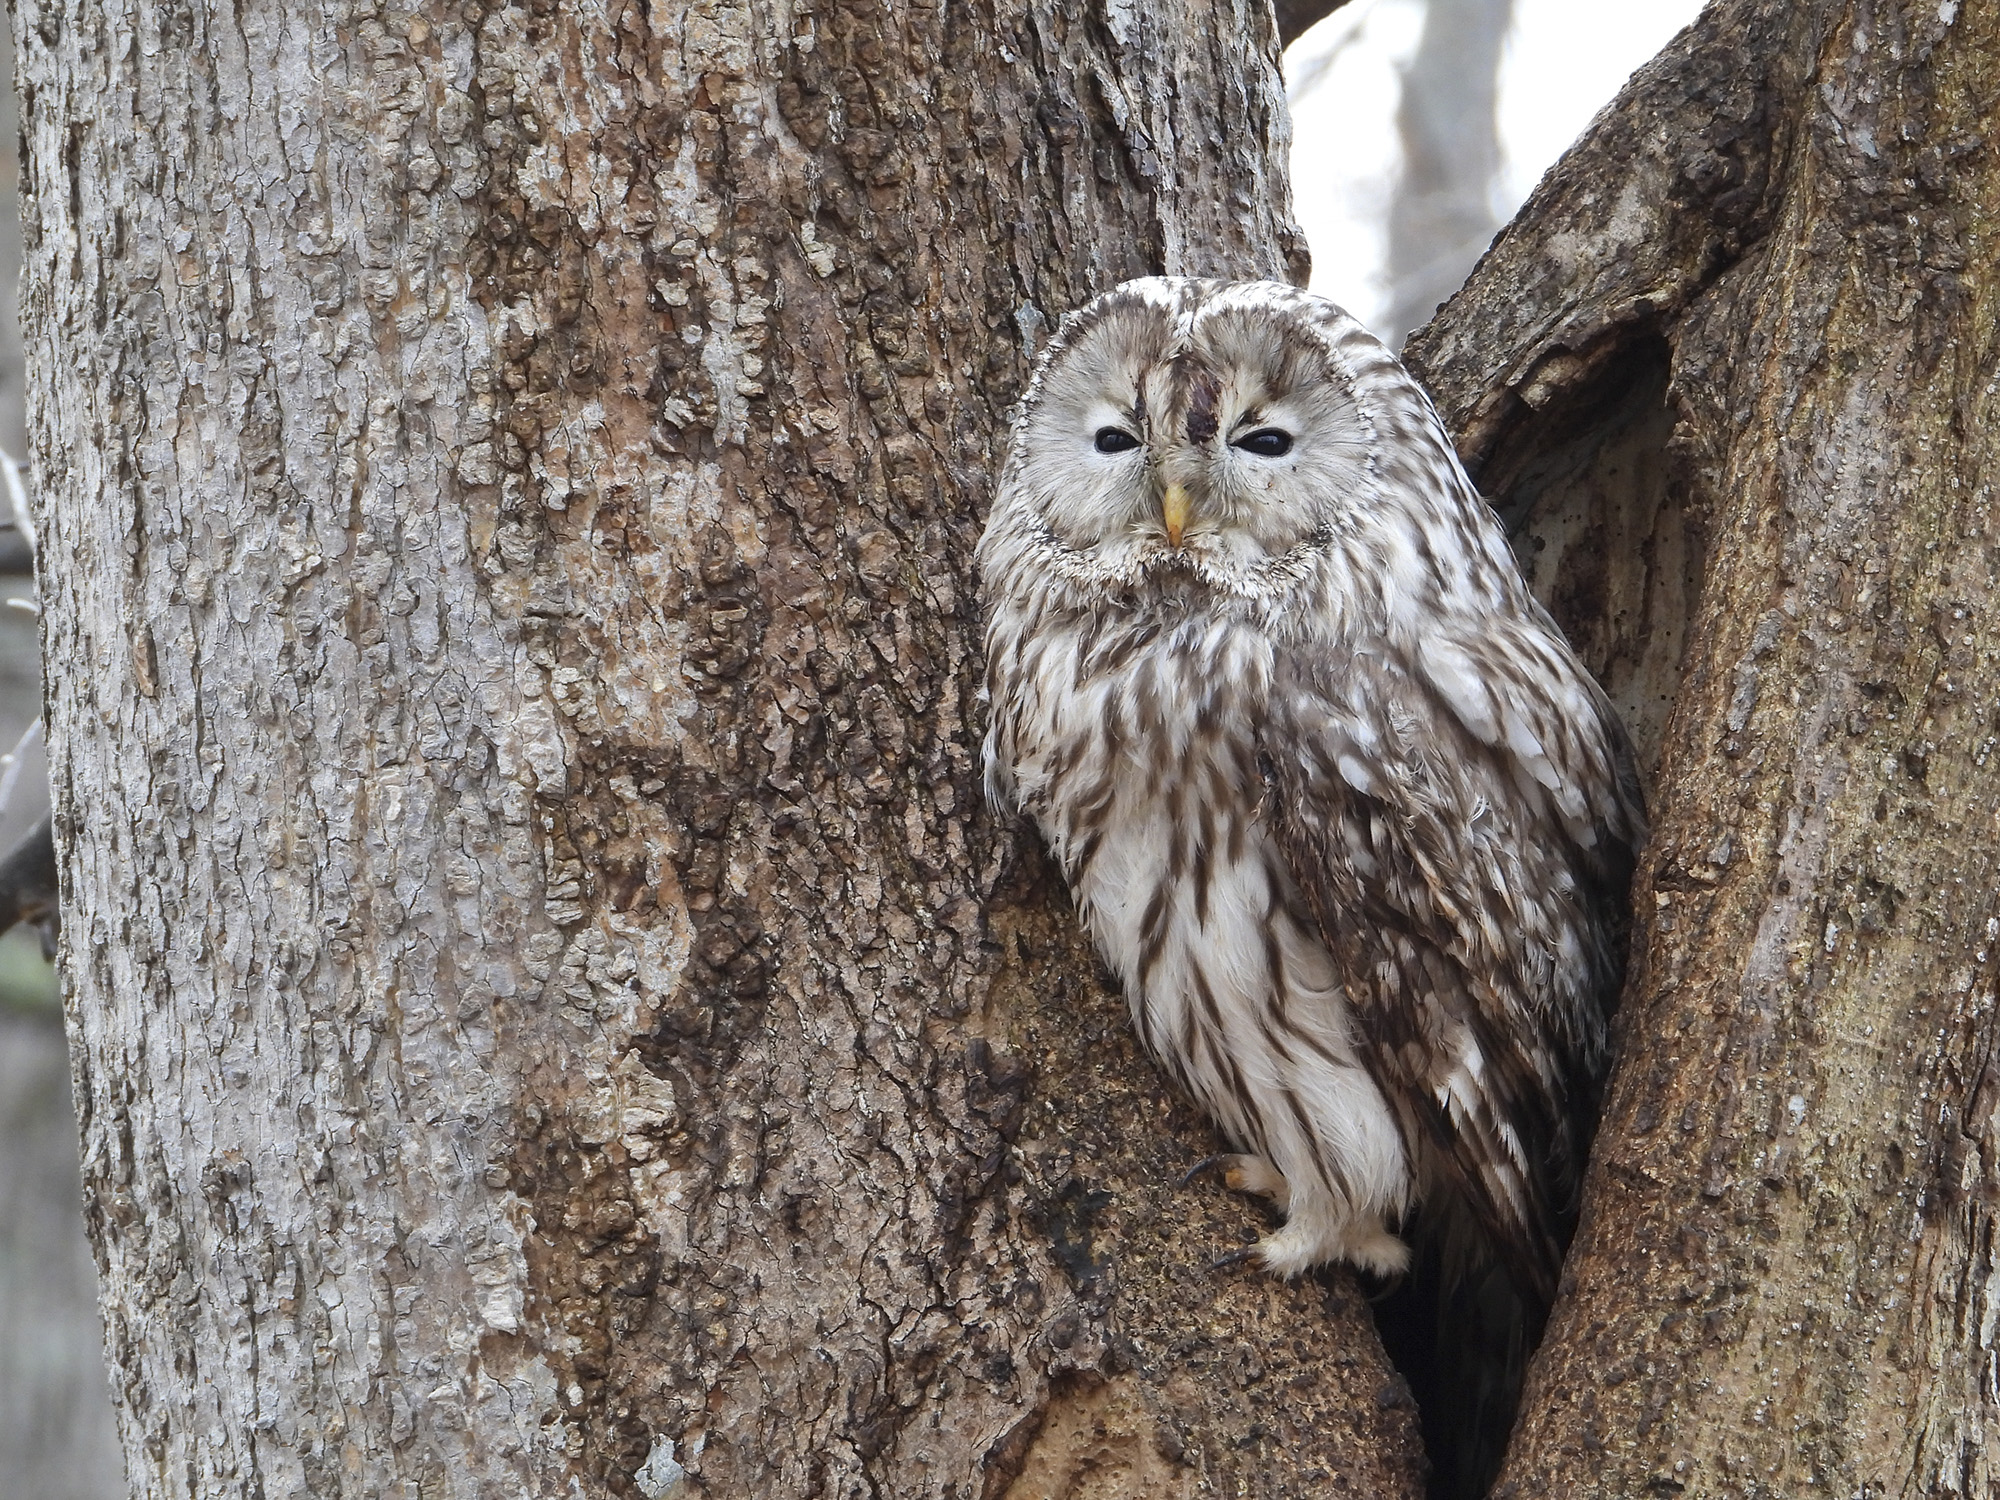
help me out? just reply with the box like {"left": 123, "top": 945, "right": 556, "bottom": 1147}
{"left": 1404, "top": 0, "right": 1802, "bottom": 489}
{"left": 1411, "top": 1, "right": 2000, "bottom": 1492}
{"left": 1275, "top": 0, "right": 1354, "bottom": 48}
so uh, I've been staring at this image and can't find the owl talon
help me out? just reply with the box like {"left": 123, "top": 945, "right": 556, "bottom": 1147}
{"left": 1207, "top": 1246, "right": 1259, "bottom": 1274}
{"left": 1222, "top": 1156, "right": 1289, "bottom": 1205}
{"left": 1180, "top": 1153, "right": 1229, "bottom": 1188}
{"left": 1360, "top": 1268, "right": 1408, "bottom": 1301}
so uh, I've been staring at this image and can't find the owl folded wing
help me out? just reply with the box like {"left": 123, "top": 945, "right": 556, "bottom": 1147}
{"left": 1261, "top": 626, "right": 1642, "bottom": 1304}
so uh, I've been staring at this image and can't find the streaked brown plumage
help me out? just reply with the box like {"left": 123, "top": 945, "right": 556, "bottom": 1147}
{"left": 978, "top": 277, "right": 1645, "bottom": 1311}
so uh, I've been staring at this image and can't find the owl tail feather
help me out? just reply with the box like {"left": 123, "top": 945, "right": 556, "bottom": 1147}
{"left": 1371, "top": 1202, "right": 1545, "bottom": 1500}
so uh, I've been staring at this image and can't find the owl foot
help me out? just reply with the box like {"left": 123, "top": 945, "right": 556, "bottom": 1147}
{"left": 1253, "top": 1217, "right": 1412, "bottom": 1281}
{"left": 1181, "top": 1152, "right": 1292, "bottom": 1212}
{"left": 1185, "top": 1154, "right": 1407, "bottom": 1279}
{"left": 1207, "top": 1244, "right": 1260, "bottom": 1274}
{"left": 1189, "top": 1153, "right": 1296, "bottom": 1275}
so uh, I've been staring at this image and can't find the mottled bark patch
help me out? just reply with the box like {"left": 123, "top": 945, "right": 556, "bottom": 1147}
{"left": 990, "top": 1373, "right": 1194, "bottom": 1500}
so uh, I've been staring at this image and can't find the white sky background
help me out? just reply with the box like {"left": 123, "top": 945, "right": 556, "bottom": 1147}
{"left": 1285, "top": 0, "right": 1709, "bottom": 338}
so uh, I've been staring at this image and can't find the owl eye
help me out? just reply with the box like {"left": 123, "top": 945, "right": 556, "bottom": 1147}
{"left": 1232, "top": 428, "right": 1293, "bottom": 458}
{"left": 1094, "top": 427, "right": 1141, "bottom": 454}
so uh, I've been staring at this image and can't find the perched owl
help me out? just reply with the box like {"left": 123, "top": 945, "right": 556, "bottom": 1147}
{"left": 979, "top": 278, "right": 1644, "bottom": 1309}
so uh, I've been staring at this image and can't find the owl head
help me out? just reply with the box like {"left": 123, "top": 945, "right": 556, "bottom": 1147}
{"left": 982, "top": 277, "right": 1485, "bottom": 614}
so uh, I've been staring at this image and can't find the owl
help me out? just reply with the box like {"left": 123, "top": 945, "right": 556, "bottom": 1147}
{"left": 979, "top": 277, "right": 1644, "bottom": 1307}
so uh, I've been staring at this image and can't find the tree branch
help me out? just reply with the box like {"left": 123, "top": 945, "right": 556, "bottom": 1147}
{"left": 1275, "top": 0, "right": 1353, "bottom": 48}
{"left": 1402, "top": 0, "right": 1794, "bottom": 487}
{"left": 1409, "top": 2, "right": 2000, "bottom": 1491}
{"left": 0, "top": 814, "right": 58, "bottom": 955}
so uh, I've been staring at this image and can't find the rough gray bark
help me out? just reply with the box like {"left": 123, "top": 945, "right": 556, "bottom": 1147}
{"left": 19, "top": 0, "right": 1424, "bottom": 1497}
{"left": 1383, "top": 0, "right": 1513, "bottom": 348}
{"left": 1408, "top": 0, "right": 2000, "bottom": 1491}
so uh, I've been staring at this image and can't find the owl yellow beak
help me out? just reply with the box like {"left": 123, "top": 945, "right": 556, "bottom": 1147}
{"left": 1161, "top": 481, "right": 1190, "bottom": 547}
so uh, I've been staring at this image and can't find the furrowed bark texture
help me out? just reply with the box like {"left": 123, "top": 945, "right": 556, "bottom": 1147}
{"left": 1407, "top": 1, "right": 2000, "bottom": 1493}
{"left": 19, "top": 0, "right": 1426, "bottom": 1496}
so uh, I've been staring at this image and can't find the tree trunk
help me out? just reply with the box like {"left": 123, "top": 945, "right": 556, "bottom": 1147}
{"left": 1407, "top": 0, "right": 2000, "bottom": 1491}
{"left": 19, "top": 0, "right": 1427, "bottom": 1496}
{"left": 1383, "top": 0, "right": 1513, "bottom": 348}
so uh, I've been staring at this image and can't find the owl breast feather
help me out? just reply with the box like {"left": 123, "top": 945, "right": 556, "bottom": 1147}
{"left": 987, "top": 601, "right": 1416, "bottom": 1263}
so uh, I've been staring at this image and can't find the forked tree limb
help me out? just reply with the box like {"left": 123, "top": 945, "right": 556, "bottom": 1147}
{"left": 1403, "top": 0, "right": 1803, "bottom": 488}
{"left": 1410, "top": 2, "right": 2000, "bottom": 1493}
{"left": 1275, "top": 0, "right": 1354, "bottom": 48}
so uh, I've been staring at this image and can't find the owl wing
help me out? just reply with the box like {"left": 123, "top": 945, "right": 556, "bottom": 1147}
{"left": 1262, "top": 618, "right": 1643, "bottom": 1304}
